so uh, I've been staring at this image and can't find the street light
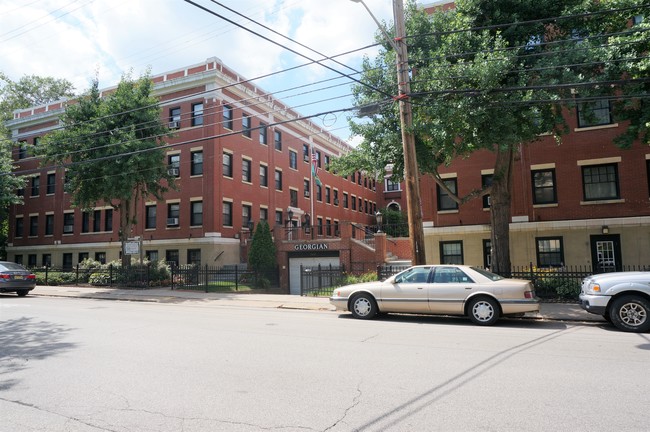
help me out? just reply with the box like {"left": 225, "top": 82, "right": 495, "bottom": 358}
{"left": 351, "top": 0, "right": 426, "bottom": 265}
{"left": 375, "top": 211, "right": 383, "bottom": 233}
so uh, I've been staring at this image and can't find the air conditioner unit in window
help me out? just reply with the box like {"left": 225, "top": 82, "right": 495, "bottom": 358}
{"left": 167, "top": 217, "right": 179, "bottom": 226}
{"left": 304, "top": 190, "right": 310, "bottom": 197}
{"left": 63, "top": 225, "right": 73, "bottom": 233}
{"left": 168, "top": 167, "right": 179, "bottom": 176}
{"left": 303, "top": 154, "right": 310, "bottom": 162}
{"left": 168, "top": 120, "right": 180, "bottom": 129}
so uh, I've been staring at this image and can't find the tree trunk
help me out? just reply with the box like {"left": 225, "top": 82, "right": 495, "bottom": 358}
{"left": 489, "top": 146, "right": 515, "bottom": 277}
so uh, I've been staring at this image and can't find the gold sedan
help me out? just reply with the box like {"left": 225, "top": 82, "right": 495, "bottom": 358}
{"left": 330, "top": 265, "right": 539, "bottom": 325}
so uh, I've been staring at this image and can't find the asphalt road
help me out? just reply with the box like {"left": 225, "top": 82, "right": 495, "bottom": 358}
{"left": 1, "top": 295, "right": 648, "bottom": 432}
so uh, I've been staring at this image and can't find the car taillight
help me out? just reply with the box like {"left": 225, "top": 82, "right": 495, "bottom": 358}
{"left": 524, "top": 290, "right": 535, "bottom": 299}
{"left": 0, "top": 273, "right": 10, "bottom": 279}
{"left": 27, "top": 274, "right": 36, "bottom": 280}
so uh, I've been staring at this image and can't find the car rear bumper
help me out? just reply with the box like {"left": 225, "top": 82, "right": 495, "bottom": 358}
{"left": 579, "top": 293, "right": 609, "bottom": 316}
{"left": 499, "top": 299, "right": 540, "bottom": 315}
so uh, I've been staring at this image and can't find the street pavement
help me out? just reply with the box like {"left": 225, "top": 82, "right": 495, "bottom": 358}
{"left": 24, "top": 284, "right": 605, "bottom": 322}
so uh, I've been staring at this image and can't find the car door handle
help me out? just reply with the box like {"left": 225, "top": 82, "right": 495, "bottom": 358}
{"left": 465, "top": 287, "right": 472, "bottom": 290}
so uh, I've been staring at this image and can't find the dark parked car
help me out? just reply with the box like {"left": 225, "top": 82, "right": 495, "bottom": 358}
{"left": 0, "top": 261, "right": 36, "bottom": 297}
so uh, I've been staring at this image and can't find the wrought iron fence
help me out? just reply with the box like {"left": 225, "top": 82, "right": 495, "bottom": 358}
{"left": 30, "top": 264, "right": 160, "bottom": 288}
{"left": 171, "top": 264, "right": 280, "bottom": 293}
{"left": 300, "top": 264, "right": 345, "bottom": 296}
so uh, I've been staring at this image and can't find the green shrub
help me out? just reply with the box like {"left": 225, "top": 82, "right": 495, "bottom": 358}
{"left": 89, "top": 272, "right": 110, "bottom": 286}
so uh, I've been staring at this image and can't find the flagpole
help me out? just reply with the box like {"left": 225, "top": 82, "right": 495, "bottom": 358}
{"left": 309, "top": 142, "right": 315, "bottom": 238}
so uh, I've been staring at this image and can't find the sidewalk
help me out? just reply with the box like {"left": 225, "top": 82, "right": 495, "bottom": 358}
{"left": 28, "top": 285, "right": 604, "bottom": 322}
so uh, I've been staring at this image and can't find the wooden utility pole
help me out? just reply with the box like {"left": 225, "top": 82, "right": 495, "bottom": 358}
{"left": 392, "top": 0, "right": 426, "bottom": 265}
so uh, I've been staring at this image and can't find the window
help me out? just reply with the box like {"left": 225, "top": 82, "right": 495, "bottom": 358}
{"left": 289, "top": 150, "right": 297, "bottom": 169}
{"left": 333, "top": 189, "right": 339, "bottom": 206}
{"left": 168, "top": 154, "right": 180, "bottom": 177}
{"left": 242, "top": 114, "right": 251, "bottom": 138}
{"left": 146, "top": 205, "right": 157, "bottom": 229}
{"left": 63, "top": 213, "right": 74, "bottom": 234}
{"left": 317, "top": 217, "right": 323, "bottom": 236}
{"left": 316, "top": 184, "right": 322, "bottom": 202}
{"left": 81, "top": 212, "right": 90, "bottom": 233}
{"left": 18, "top": 141, "right": 27, "bottom": 160}
{"left": 647, "top": 159, "right": 650, "bottom": 196}
{"left": 42, "top": 254, "right": 51, "bottom": 267}
{"left": 351, "top": 195, "right": 356, "bottom": 210}
{"left": 316, "top": 151, "right": 321, "bottom": 168}
{"left": 326, "top": 187, "right": 331, "bottom": 204}
{"left": 45, "top": 214, "right": 54, "bottom": 236}
{"left": 577, "top": 98, "right": 611, "bottom": 128}
{"left": 482, "top": 174, "right": 493, "bottom": 208}
{"left": 343, "top": 193, "right": 348, "bottom": 209}
{"left": 357, "top": 172, "right": 362, "bottom": 185}
{"left": 304, "top": 180, "right": 310, "bottom": 197}
{"left": 582, "top": 164, "right": 619, "bottom": 201}
{"left": 242, "top": 159, "right": 251, "bottom": 183}
{"left": 95, "top": 252, "right": 106, "bottom": 264}
{"left": 63, "top": 253, "right": 74, "bottom": 270}
{"left": 29, "top": 216, "right": 38, "bottom": 237}
{"left": 275, "top": 210, "right": 283, "bottom": 226}
{"left": 167, "top": 203, "right": 180, "bottom": 226}
{"left": 275, "top": 169, "right": 282, "bottom": 191}
{"left": 259, "top": 123, "right": 267, "bottom": 145}
{"left": 15, "top": 217, "right": 24, "bottom": 237}
{"left": 532, "top": 169, "right": 557, "bottom": 204}
{"left": 79, "top": 252, "right": 89, "bottom": 263}
{"left": 165, "top": 250, "right": 179, "bottom": 267}
{"left": 324, "top": 155, "right": 330, "bottom": 170}
{"left": 358, "top": 197, "right": 363, "bottom": 212}
{"left": 169, "top": 107, "right": 181, "bottom": 128}
{"left": 433, "top": 267, "right": 473, "bottom": 284}
{"left": 326, "top": 219, "right": 332, "bottom": 236}
{"left": 223, "top": 105, "right": 233, "bottom": 130}
{"left": 188, "top": 249, "right": 201, "bottom": 266}
{"left": 385, "top": 178, "right": 401, "bottom": 192}
{"left": 242, "top": 204, "right": 252, "bottom": 228}
{"left": 191, "top": 201, "right": 203, "bottom": 226}
{"left": 223, "top": 152, "right": 233, "bottom": 178}
{"left": 303, "top": 144, "right": 309, "bottom": 162}
{"left": 191, "top": 151, "right": 203, "bottom": 176}
{"left": 31, "top": 176, "right": 40, "bottom": 197}
{"left": 191, "top": 102, "right": 204, "bottom": 126}
{"left": 633, "top": 15, "right": 644, "bottom": 25}
{"left": 93, "top": 210, "right": 101, "bottom": 232}
{"left": 290, "top": 189, "right": 298, "bottom": 207}
{"left": 223, "top": 201, "right": 233, "bottom": 226}
{"left": 15, "top": 255, "right": 23, "bottom": 265}
{"left": 145, "top": 251, "right": 158, "bottom": 262}
{"left": 274, "top": 130, "right": 282, "bottom": 151}
{"left": 46, "top": 173, "right": 56, "bottom": 195}
{"left": 440, "top": 241, "right": 464, "bottom": 264}
{"left": 437, "top": 178, "right": 458, "bottom": 211}
{"left": 260, "top": 207, "right": 268, "bottom": 221}
{"left": 536, "top": 237, "right": 564, "bottom": 267}
{"left": 260, "top": 165, "right": 268, "bottom": 187}
{"left": 27, "top": 254, "right": 37, "bottom": 267}
{"left": 105, "top": 209, "right": 113, "bottom": 232}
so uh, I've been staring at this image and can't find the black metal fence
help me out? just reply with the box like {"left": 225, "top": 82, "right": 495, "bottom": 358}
{"left": 30, "top": 264, "right": 160, "bottom": 288}
{"left": 171, "top": 265, "right": 280, "bottom": 292}
{"left": 299, "top": 263, "right": 650, "bottom": 300}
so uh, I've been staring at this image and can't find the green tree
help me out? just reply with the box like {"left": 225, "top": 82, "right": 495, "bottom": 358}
{"left": 333, "top": 0, "right": 645, "bottom": 274}
{"left": 0, "top": 74, "right": 75, "bottom": 259}
{"left": 248, "top": 220, "right": 277, "bottom": 272}
{"left": 38, "top": 73, "right": 175, "bottom": 266}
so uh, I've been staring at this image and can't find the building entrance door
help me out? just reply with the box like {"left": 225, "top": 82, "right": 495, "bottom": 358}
{"left": 288, "top": 256, "right": 340, "bottom": 295}
{"left": 590, "top": 234, "right": 621, "bottom": 272}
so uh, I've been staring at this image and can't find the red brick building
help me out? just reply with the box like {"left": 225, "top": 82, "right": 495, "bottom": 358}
{"left": 6, "top": 58, "right": 387, "bottom": 275}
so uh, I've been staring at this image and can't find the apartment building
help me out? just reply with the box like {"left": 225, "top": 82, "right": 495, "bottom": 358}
{"left": 5, "top": 57, "right": 380, "bottom": 269}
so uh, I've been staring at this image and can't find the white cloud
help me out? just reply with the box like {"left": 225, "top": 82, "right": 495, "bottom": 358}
{"left": 0, "top": 0, "right": 398, "bottom": 139}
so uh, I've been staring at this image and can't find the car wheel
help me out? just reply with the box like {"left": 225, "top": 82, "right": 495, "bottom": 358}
{"left": 468, "top": 296, "right": 500, "bottom": 326}
{"left": 609, "top": 295, "right": 650, "bottom": 333}
{"left": 350, "top": 293, "right": 378, "bottom": 320}
{"left": 16, "top": 290, "right": 29, "bottom": 297}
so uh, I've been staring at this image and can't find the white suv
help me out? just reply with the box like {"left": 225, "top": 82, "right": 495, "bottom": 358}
{"left": 580, "top": 272, "right": 650, "bottom": 332}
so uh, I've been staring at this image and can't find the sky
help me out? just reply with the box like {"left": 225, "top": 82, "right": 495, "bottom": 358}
{"left": 0, "top": 0, "right": 402, "bottom": 144}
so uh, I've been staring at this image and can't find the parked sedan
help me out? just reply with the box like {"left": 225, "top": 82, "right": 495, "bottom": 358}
{"left": 330, "top": 265, "right": 539, "bottom": 325}
{"left": 580, "top": 271, "right": 650, "bottom": 332}
{"left": 0, "top": 261, "right": 36, "bottom": 297}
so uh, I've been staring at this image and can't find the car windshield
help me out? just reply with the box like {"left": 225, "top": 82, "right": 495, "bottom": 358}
{"left": 470, "top": 267, "right": 504, "bottom": 281}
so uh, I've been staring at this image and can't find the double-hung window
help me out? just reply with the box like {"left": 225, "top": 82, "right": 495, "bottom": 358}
{"left": 242, "top": 114, "right": 251, "bottom": 138}
{"left": 440, "top": 241, "right": 464, "bottom": 264}
{"left": 536, "top": 237, "right": 564, "bottom": 267}
{"left": 191, "top": 151, "right": 203, "bottom": 176}
{"left": 577, "top": 98, "right": 612, "bottom": 128}
{"left": 532, "top": 169, "right": 557, "bottom": 204}
{"left": 191, "top": 201, "right": 203, "bottom": 226}
{"left": 582, "top": 164, "right": 619, "bottom": 201}
{"left": 191, "top": 102, "right": 204, "bottom": 126}
{"left": 223, "top": 152, "right": 233, "bottom": 178}
{"left": 223, "top": 105, "right": 233, "bottom": 130}
{"left": 242, "top": 159, "right": 252, "bottom": 183}
{"left": 437, "top": 178, "right": 458, "bottom": 211}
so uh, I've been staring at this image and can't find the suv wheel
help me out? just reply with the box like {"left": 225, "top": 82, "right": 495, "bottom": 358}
{"left": 609, "top": 295, "right": 650, "bottom": 333}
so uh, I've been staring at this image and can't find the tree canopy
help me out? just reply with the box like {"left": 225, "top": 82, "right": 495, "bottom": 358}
{"left": 332, "top": 0, "right": 648, "bottom": 273}
{"left": 38, "top": 73, "right": 175, "bottom": 264}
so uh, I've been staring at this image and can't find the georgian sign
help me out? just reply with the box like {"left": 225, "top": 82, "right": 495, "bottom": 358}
{"left": 294, "top": 243, "right": 329, "bottom": 251}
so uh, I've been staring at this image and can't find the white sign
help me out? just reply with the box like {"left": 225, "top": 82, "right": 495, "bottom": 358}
{"left": 124, "top": 240, "right": 140, "bottom": 255}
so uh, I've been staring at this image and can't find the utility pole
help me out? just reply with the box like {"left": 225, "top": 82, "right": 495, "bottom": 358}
{"left": 392, "top": 0, "right": 426, "bottom": 265}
